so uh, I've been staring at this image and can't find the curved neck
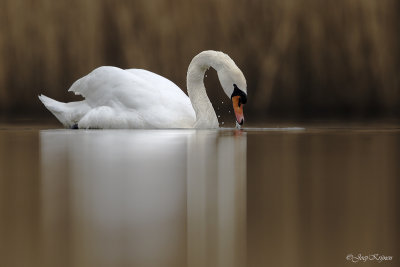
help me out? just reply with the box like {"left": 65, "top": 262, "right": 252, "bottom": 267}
{"left": 186, "top": 51, "right": 222, "bottom": 128}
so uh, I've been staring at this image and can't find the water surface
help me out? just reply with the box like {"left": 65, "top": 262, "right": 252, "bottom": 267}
{"left": 0, "top": 125, "right": 399, "bottom": 267}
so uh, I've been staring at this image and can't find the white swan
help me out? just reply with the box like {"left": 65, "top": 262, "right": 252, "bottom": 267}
{"left": 39, "top": 50, "right": 247, "bottom": 129}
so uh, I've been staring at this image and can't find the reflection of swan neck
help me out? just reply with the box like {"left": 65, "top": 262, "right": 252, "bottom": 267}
{"left": 187, "top": 51, "right": 222, "bottom": 128}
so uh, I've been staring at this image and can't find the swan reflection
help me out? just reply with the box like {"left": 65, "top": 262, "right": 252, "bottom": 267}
{"left": 40, "top": 129, "right": 246, "bottom": 267}
{"left": 187, "top": 131, "right": 246, "bottom": 267}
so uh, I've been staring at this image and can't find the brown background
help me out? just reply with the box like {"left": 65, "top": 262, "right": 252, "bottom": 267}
{"left": 1, "top": 0, "right": 399, "bottom": 122}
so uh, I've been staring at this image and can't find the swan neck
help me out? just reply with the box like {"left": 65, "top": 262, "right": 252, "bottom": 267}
{"left": 186, "top": 51, "right": 222, "bottom": 128}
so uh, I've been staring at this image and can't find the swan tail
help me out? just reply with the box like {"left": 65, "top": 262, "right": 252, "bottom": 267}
{"left": 39, "top": 94, "right": 88, "bottom": 128}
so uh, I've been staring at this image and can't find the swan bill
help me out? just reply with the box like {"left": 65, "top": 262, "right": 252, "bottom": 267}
{"left": 232, "top": 95, "right": 244, "bottom": 125}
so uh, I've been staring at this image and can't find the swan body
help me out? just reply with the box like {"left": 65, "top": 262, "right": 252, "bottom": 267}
{"left": 39, "top": 50, "right": 247, "bottom": 129}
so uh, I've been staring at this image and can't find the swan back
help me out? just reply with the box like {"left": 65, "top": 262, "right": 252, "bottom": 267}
{"left": 68, "top": 66, "right": 196, "bottom": 128}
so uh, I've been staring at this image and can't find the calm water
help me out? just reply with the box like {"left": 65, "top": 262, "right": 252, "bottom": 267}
{"left": 0, "top": 125, "right": 399, "bottom": 267}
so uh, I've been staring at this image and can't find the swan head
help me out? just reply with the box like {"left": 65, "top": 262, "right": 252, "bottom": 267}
{"left": 216, "top": 57, "right": 247, "bottom": 126}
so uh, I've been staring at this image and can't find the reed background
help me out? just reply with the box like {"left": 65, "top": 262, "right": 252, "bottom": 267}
{"left": 1, "top": 0, "right": 399, "bottom": 123}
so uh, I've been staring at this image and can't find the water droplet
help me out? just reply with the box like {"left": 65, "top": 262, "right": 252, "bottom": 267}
{"left": 235, "top": 121, "right": 241, "bottom": 129}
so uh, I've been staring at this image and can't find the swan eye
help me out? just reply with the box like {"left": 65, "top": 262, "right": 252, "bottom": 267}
{"left": 232, "top": 84, "right": 247, "bottom": 104}
{"left": 241, "top": 94, "right": 247, "bottom": 104}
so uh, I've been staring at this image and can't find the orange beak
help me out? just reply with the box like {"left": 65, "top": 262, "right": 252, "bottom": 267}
{"left": 232, "top": 95, "right": 244, "bottom": 125}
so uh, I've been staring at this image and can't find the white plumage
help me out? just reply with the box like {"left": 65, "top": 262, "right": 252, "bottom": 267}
{"left": 39, "top": 50, "right": 247, "bottom": 129}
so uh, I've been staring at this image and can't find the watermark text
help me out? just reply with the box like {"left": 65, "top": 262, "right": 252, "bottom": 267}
{"left": 346, "top": 254, "right": 393, "bottom": 263}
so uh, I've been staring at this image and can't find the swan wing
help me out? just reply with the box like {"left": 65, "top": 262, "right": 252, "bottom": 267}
{"left": 68, "top": 66, "right": 196, "bottom": 128}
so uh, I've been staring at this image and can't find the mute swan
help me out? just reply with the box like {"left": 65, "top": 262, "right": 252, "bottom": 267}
{"left": 39, "top": 50, "right": 247, "bottom": 129}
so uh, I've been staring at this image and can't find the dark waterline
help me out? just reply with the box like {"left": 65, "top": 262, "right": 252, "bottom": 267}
{"left": 0, "top": 125, "right": 399, "bottom": 267}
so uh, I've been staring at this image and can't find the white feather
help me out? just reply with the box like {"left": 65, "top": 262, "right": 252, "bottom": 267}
{"left": 39, "top": 50, "right": 246, "bottom": 129}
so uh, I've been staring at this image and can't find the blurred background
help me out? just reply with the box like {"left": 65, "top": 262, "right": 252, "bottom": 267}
{"left": 1, "top": 1, "right": 400, "bottom": 266}
{"left": 0, "top": 0, "right": 400, "bottom": 123}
